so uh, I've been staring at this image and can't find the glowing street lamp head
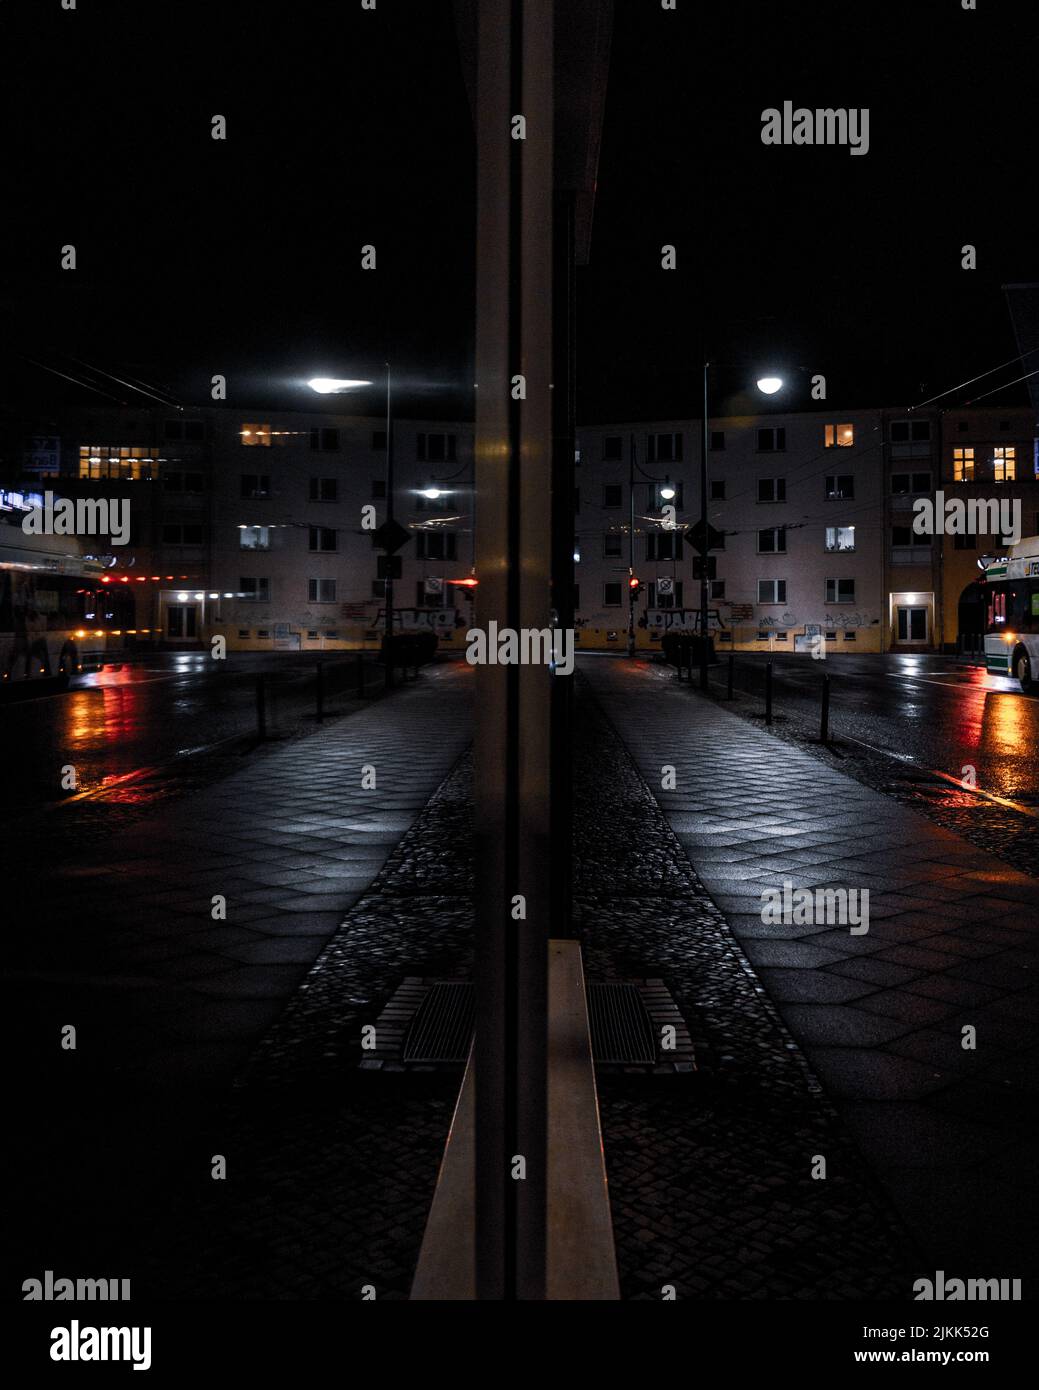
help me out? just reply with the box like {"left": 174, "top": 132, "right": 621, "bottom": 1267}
{"left": 756, "top": 375, "right": 784, "bottom": 395}
{"left": 659, "top": 483, "right": 676, "bottom": 501}
{"left": 307, "top": 377, "right": 373, "bottom": 394}
{"left": 420, "top": 487, "right": 442, "bottom": 500}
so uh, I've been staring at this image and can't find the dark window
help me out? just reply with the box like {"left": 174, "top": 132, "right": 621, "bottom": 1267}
{"left": 757, "top": 526, "right": 787, "bottom": 553}
{"left": 416, "top": 532, "right": 457, "bottom": 560}
{"left": 957, "top": 420, "right": 968, "bottom": 432}
{"left": 892, "top": 525, "right": 930, "bottom": 546}
{"left": 164, "top": 420, "right": 183, "bottom": 440}
{"left": 711, "top": 431, "right": 725, "bottom": 451}
{"left": 757, "top": 427, "right": 785, "bottom": 452}
{"left": 710, "top": 479, "right": 725, "bottom": 500}
{"left": 646, "top": 532, "right": 678, "bottom": 560}
{"left": 417, "top": 432, "right": 457, "bottom": 463}
{"left": 241, "top": 474, "right": 270, "bottom": 499}
{"left": 309, "top": 526, "right": 337, "bottom": 552}
{"left": 308, "top": 578, "right": 336, "bottom": 603}
{"left": 603, "top": 534, "right": 623, "bottom": 558}
{"left": 825, "top": 474, "right": 854, "bottom": 499}
{"left": 648, "top": 432, "right": 682, "bottom": 463}
{"left": 371, "top": 479, "right": 387, "bottom": 499}
{"left": 825, "top": 578, "right": 856, "bottom": 603}
{"left": 163, "top": 523, "right": 204, "bottom": 545}
{"left": 602, "top": 484, "right": 623, "bottom": 508}
{"left": 603, "top": 582, "right": 622, "bottom": 606}
{"left": 371, "top": 579, "right": 387, "bottom": 598}
{"left": 758, "top": 477, "right": 786, "bottom": 502}
{"left": 891, "top": 472, "right": 931, "bottom": 495}
{"left": 309, "top": 477, "right": 338, "bottom": 502}
{"left": 602, "top": 436, "right": 623, "bottom": 461}
{"left": 891, "top": 420, "right": 931, "bottom": 442}
{"left": 240, "top": 577, "right": 270, "bottom": 602}
{"left": 310, "top": 427, "right": 340, "bottom": 451}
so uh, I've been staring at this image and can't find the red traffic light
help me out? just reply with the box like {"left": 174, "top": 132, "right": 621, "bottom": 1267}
{"left": 628, "top": 575, "right": 640, "bottom": 590}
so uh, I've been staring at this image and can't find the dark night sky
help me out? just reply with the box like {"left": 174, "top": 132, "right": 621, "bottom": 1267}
{"left": 2, "top": 0, "right": 1036, "bottom": 425}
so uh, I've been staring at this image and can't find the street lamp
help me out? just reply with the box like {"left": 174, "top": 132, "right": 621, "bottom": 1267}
{"left": 698, "top": 365, "right": 791, "bottom": 689}
{"left": 627, "top": 439, "right": 677, "bottom": 657}
{"left": 309, "top": 366, "right": 395, "bottom": 684}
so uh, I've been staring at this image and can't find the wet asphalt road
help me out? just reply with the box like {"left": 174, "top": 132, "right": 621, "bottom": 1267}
{"left": 0, "top": 652, "right": 376, "bottom": 824}
{"left": 691, "top": 651, "right": 1039, "bottom": 809}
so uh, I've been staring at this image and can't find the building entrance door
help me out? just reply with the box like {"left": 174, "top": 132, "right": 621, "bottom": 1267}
{"left": 896, "top": 605, "right": 928, "bottom": 644}
{"left": 167, "top": 605, "right": 197, "bottom": 639}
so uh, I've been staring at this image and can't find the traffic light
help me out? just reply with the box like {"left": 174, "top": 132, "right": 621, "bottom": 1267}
{"left": 628, "top": 575, "right": 642, "bottom": 599}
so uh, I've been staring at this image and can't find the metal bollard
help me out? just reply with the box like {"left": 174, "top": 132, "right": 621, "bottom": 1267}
{"left": 315, "top": 660, "right": 325, "bottom": 721}
{"left": 765, "top": 659, "right": 774, "bottom": 725}
{"left": 256, "top": 672, "right": 267, "bottom": 739}
{"left": 727, "top": 652, "right": 735, "bottom": 700}
{"left": 820, "top": 672, "right": 830, "bottom": 743}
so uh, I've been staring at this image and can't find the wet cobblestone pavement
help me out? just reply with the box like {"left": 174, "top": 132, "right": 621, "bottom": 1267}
{"left": 573, "top": 678, "right": 919, "bottom": 1300}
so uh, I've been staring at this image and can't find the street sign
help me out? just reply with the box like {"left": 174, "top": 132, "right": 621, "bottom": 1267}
{"left": 656, "top": 576, "right": 674, "bottom": 596}
{"left": 377, "top": 554, "right": 402, "bottom": 579}
{"left": 372, "top": 519, "right": 411, "bottom": 554}
{"left": 424, "top": 576, "right": 443, "bottom": 596}
{"left": 685, "top": 519, "right": 724, "bottom": 554}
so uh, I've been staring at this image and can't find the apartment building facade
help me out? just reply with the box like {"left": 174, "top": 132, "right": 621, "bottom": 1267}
{"left": 10, "top": 400, "right": 1036, "bottom": 655}
{"left": 21, "top": 405, "right": 477, "bottom": 653}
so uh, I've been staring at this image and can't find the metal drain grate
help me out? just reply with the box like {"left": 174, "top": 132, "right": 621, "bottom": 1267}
{"left": 587, "top": 982, "right": 656, "bottom": 1064}
{"left": 403, "top": 981, "right": 475, "bottom": 1064}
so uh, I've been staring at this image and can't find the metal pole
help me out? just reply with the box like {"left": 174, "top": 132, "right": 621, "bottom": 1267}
{"left": 765, "top": 658, "right": 774, "bottom": 725}
{"left": 820, "top": 672, "right": 830, "bottom": 743}
{"left": 699, "top": 362, "right": 710, "bottom": 690}
{"left": 384, "top": 363, "right": 395, "bottom": 688}
{"left": 627, "top": 434, "right": 636, "bottom": 657}
{"left": 255, "top": 672, "right": 266, "bottom": 739}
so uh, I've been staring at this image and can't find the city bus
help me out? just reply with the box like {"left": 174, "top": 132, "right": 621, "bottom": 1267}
{"left": 982, "top": 534, "right": 1039, "bottom": 692}
{"left": 0, "top": 517, "right": 135, "bottom": 684}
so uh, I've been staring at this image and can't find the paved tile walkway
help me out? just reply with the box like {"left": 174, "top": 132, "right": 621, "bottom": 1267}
{"left": 8, "top": 662, "right": 473, "bottom": 1091}
{"left": 581, "top": 656, "right": 1039, "bottom": 1283}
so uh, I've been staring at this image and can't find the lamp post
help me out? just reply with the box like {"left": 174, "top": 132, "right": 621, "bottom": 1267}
{"left": 699, "top": 365, "right": 788, "bottom": 689}
{"left": 627, "top": 434, "right": 677, "bottom": 657}
{"left": 307, "top": 368, "right": 393, "bottom": 681}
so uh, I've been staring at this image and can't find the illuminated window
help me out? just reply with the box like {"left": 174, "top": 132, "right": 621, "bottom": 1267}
{"left": 953, "top": 447, "right": 974, "bottom": 482}
{"left": 240, "top": 526, "right": 270, "bottom": 550}
{"left": 78, "top": 445, "right": 156, "bottom": 480}
{"left": 994, "top": 447, "right": 1016, "bottom": 482}
{"left": 825, "top": 423, "right": 854, "bottom": 448}
{"left": 241, "top": 424, "right": 272, "bottom": 447}
{"left": 825, "top": 526, "right": 856, "bottom": 552}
